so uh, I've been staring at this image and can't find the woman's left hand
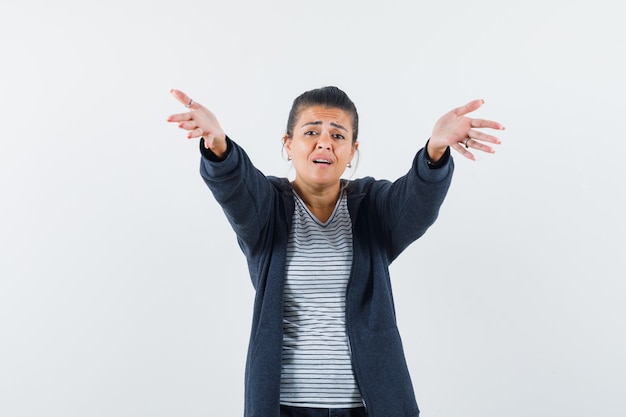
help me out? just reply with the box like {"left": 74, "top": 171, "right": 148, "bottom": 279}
{"left": 428, "top": 99, "right": 505, "bottom": 161}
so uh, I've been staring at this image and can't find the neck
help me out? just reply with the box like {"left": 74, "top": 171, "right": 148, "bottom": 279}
{"left": 292, "top": 181, "right": 342, "bottom": 223}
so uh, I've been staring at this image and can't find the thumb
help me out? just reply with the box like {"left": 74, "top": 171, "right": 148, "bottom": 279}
{"left": 453, "top": 99, "right": 484, "bottom": 117}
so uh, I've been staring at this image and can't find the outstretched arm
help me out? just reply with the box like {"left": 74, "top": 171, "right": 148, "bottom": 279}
{"left": 428, "top": 99, "right": 505, "bottom": 162}
{"left": 166, "top": 89, "right": 228, "bottom": 157}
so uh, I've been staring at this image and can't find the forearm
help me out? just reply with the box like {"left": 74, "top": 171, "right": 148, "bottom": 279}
{"left": 377, "top": 146, "right": 454, "bottom": 258}
{"left": 199, "top": 137, "right": 275, "bottom": 252}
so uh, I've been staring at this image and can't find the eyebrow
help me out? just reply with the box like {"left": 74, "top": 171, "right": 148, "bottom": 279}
{"left": 302, "top": 121, "right": 348, "bottom": 131}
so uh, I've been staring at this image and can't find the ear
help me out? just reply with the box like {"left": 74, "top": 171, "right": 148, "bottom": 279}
{"left": 283, "top": 134, "right": 292, "bottom": 151}
{"left": 351, "top": 141, "right": 359, "bottom": 158}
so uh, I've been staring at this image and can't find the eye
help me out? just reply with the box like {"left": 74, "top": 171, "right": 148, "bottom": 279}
{"left": 332, "top": 133, "right": 345, "bottom": 140}
{"left": 304, "top": 130, "right": 318, "bottom": 136}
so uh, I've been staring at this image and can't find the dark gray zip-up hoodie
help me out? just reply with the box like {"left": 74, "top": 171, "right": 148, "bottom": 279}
{"left": 199, "top": 137, "right": 453, "bottom": 417}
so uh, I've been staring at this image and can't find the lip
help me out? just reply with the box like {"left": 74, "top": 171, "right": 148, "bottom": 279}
{"left": 311, "top": 153, "right": 334, "bottom": 165}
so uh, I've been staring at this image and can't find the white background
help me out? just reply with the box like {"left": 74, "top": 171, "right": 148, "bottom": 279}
{"left": 1, "top": 1, "right": 624, "bottom": 416}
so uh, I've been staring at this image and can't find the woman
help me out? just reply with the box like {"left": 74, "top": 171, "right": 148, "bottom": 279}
{"left": 167, "top": 86, "right": 504, "bottom": 417}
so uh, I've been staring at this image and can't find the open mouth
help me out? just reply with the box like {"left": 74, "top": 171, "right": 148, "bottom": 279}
{"left": 313, "top": 158, "right": 332, "bottom": 165}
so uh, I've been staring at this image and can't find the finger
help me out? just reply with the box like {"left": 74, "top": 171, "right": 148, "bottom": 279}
{"left": 452, "top": 142, "right": 476, "bottom": 161}
{"left": 167, "top": 112, "right": 194, "bottom": 123}
{"left": 465, "top": 138, "right": 496, "bottom": 154}
{"left": 470, "top": 118, "right": 506, "bottom": 130}
{"left": 468, "top": 129, "right": 502, "bottom": 145}
{"left": 453, "top": 99, "right": 484, "bottom": 117}
{"left": 170, "top": 88, "right": 192, "bottom": 106}
{"left": 187, "top": 127, "right": 204, "bottom": 139}
{"left": 170, "top": 88, "right": 202, "bottom": 110}
{"left": 177, "top": 120, "right": 197, "bottom": 131}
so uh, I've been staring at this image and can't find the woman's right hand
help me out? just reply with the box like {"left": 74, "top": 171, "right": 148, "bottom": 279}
{"left": 167, "top": 89, "right": 227, "bottom": 156}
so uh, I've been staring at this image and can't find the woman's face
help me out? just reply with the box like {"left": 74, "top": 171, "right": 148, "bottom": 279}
{"left": 284, "top": 106, "right": 358, "bottom": 191}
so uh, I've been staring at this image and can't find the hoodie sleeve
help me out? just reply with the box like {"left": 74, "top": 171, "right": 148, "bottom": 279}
{"left": 373, "top": 143, "right": 454, "bottom": 262}
{"left": 198, "top": 136, "right": 277, "bottom": 259}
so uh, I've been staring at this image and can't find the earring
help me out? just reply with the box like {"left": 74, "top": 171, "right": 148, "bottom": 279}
{"left": 347, "top": 162, "right": 352, "bottom": 168}
{"left": 288, "top": 155, "right": 292, "bottom": 161}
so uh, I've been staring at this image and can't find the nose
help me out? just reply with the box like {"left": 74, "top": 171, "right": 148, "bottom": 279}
{"left": 317, "top": 132, "right": 332, "bottom": 150}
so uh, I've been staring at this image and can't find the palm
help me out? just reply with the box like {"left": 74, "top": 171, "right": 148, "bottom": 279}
{"left": 432, "top": 114, "right": 473, "bottom": 144}
{"left": 429, "top": 99, "right": 505, "bottom": 161}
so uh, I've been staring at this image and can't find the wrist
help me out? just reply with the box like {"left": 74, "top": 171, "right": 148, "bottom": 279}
{"left": 209, "top": 135, "right": 227, "bottom": 157}
{"left": 426, "top": 141, "right": 446, "bottom": 162}
{"left": 201, "top": 135, "right": 231, "bottom": 161}
{"left": 425, "top": 139, "right": 450, "bottom": 169}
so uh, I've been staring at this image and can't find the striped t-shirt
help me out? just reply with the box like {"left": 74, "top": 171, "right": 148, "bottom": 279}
{"left": 280, "top": 189, "right": 363, "bottom": 408}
